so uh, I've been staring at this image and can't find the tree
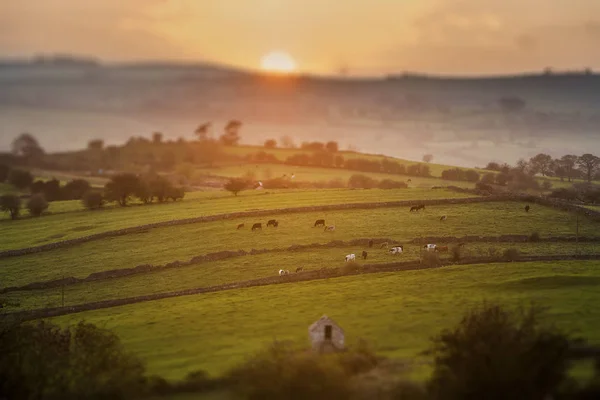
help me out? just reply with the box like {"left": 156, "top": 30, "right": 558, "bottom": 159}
{"left": 224, "top": 178, "right": 248, "bottom": 196}
{"left": 427, "top": 303, "right": 574, "bottom": 400}
{"left": 280, "top": 135, "right": 295, "bottom": 148}
{"left": 0, "top": 194, "right": 21, "bottom": 219}
{"left": 515, "top": 158, "right": 529, "bottom": 173}
{"left": 11, "top": 133, "right": 45, "bottom": 163}
{"left": 87, "top": 139, "right": 104, "bottom": 150}
{"left": 27, "top": 193, "right": 48, "bottom": 217}
{"left": 334, "top": 155, "right": 345, "bottom": 168}
{"left": 63, "top": 179, "right": 91, "bottom": 200}
{"left": 560, "top": 155, "right": 578, "bottom": 182}
{"left": 481, "top": 172, "right": 496, "bottom": 185}
{"left": 82, "top": 191, "right": 104, "bottom": 210}
{"left": 325, "top": 141, "right": 339, "bottom": 152}
{"left": 529, "top": 153, "right": 553, "bottom": 176}
{"left": 0, "top": 164, "right": 10, "bottom": 182}
{"left": 7, "top": 169, "right": 33, "bottom": 190}
{"left": 422, "top": 154, "right": 434, "bottom": 163}
{"left": 161, "top": 150, "right": 176, "bottom": 171}
{"left": 152, "top": 132, "right": 163, "bottom": 144}
{"left": 220, "top": 120, "right": 242, "bottom": 146}
{"left": 134, "top": 179, "right": 152, "bottom": 204}
{"left": 104, "top": 173, "right": 141, "bottom": 206}
{"left": 264, "top": 139, "right": 277, "bottom": 149}
{"left": 485, "top": 162, "right": 501, "bottom": 171}
{"left": 42, "top": 179, "right": 62, "bottom": 201}
{"left": 577, "top": 154, "right": 600, "bottom": 182}
{"left": 194, "top": 122, "right": 212, "bottom": 141}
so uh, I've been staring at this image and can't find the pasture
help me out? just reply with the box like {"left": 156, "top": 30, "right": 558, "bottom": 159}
{"left": 50, "top": 260, "right": 600, "bottom": 380}
{"left": 0, "top": 187, "right": 472, "bottom": 248}
{"left": 2, "top": 200, "right": 595, "bottom": 287}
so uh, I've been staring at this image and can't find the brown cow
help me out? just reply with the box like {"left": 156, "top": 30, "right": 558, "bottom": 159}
{"left": 436, "top": 245, "right": 449, "bottom": 252}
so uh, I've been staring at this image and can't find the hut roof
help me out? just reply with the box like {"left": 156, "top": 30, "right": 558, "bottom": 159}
{"left": 308, "top": 315, "right": 344, "bottom": 334}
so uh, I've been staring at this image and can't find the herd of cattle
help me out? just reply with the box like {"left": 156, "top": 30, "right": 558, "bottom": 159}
{"left": 235, "top": 203, "right": 532, "bottom": 276}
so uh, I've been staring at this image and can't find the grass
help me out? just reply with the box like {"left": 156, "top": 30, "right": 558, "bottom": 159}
{"left": 2, "top": 201, "right": 596, "bottom": 287}
{"left": 51, "top": 260, "right": 600, "bottom": 380}
{"left": 0, "top": 188, "right": 473, "bottom": 249}
{"left": 7, "top": 241, "right": 600, "bottom": 312}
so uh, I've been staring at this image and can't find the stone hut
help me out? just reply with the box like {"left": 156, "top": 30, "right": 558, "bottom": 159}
{"left": 308, "top": 315, "right": 345, "bottom": 353}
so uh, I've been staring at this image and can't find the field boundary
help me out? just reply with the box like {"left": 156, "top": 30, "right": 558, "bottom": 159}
{"left": 4, "top": 193, "right": 600, "bottom": 258}
{"left": 4, "top": 235, "right": 600, "bottom": 294}
{"left": 3, "top": 254, "right": 600, "bottom": 323}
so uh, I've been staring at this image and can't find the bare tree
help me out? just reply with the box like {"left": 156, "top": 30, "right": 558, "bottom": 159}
{"left": 422, "top": 154, "right": 434, "bottom": 163}
{"left": 529, "top": 153, "right": 553, "bottom": 176}
{"left": 559, "top": 155, "right": 578, "bottom": 182}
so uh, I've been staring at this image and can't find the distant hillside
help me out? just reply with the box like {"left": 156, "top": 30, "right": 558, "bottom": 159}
{"left": 1, "top": 60, "right": 599, "bottom": 167}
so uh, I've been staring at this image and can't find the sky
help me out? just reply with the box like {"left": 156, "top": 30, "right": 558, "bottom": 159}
{"left": 2, "top": 0, "right": 600, "bottom": 76}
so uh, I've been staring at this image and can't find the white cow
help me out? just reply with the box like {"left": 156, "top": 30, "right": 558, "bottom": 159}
{"left": 279, "top": 269, "right": 289, "bottom": 276}
{"left": 345, "top": 254, "right": 356, "bottom": 262}
{"left": 389, "top": 246, "right": 404, "bottom": 254}
{"left": 424, "top": 244, "right": 437, "bottom": 251}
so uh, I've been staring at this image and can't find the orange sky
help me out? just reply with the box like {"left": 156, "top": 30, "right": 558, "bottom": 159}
{"left": 2, "top": 0, "right": 600, "bottom": 76}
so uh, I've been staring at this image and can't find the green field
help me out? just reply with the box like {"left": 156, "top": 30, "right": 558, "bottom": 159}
{"left": 0, "top": 188, "right": 473, "bottom": 248}
{"left": 51, "top": 260, "right": 600, "bottom": 380}
{"left": 2, "top": 200, "right": 594, "bottom": 287}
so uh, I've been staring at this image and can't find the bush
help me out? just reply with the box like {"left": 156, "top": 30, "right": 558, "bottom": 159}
{"left": 348, "top": 174, "right": 377, "bottom": 189}
{"left": 227, "top": 341, "right": 352, "bottom": 400}
{"left": 82, "top": 191, "right": 104, "bottom": 210}
{"left": 0, "top": 194, "right": 21, "bottom": 219}
{"left": 475, "top": 182, "right": 494, "bottom": 193}
{"left": 224, "top": 178, "right": 249, "bottom": 196}
{"left": 427, "top": 303, "right": 573, "bottom": 400}
{"left": 8, "top": 169, "right": 34, "bottom": 190}
{"left": 378, "top": 179, "right": 408, "bottom": 189}
{"left": 26, "top": 193, "right": 48, "bottom": 217}
{"left": 549, "top": 188, "right": 579, "bottom": 201}
{"left": 529, "top": 232, "right": 541, "bottom": 242}
{"left": 503, "top": 248, "right": 521, "bottom": 261}
{"left": 63, "top": 179, "right": 91, "bottom": 200}
{"left": 0, "top": 320, "right": 147, "bottom": 400}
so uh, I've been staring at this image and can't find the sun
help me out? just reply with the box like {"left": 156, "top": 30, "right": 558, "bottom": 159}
{"left": 260, "top": 51, "right": 297, "bottom": 74}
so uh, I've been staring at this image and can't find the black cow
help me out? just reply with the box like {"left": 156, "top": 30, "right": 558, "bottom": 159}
{"left": 368, "top": 240, "right": 374, "bottom": 248}
{"left": 362, "top": 251, "right": 368, "bottom": 260}
{"left": 296, "top": 267, "right": 304, "bottom": 273}
{"left": 267, "top": 219, "right": 278, "bottom": 227}
{"left": 525, "top": 205, "right": 530, "bottom": 213}
{"left": 314, "top": 219, "right": 325, "bottom": 227}
{"left": 237, "top": 223, "right": 245, "bottom": 230}
{"left": 251, "top": 223, "right": 262, "bottom": 231}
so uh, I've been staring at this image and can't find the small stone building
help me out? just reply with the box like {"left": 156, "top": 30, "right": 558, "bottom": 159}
{"left": 308, "top": 315, "right": 345, "bottom": 353}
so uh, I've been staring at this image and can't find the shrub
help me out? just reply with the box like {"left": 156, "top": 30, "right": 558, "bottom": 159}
{"left": 427, "top": 303, "right": 573, "bottom": 400}
{"left": 378, "top": 179, "right": 408, "bottom": 189}
{"left": 63, "top": 179, "right": 91, "bottom": 200}
{"left": 82, "top": 191, "right": 104, "bottom": 210}
{"left": 227, "top": 341, "right": 352, "bottom": 400}
{"left": 26, "top": 193, "right": 48, "bottom": 217}
{"left": 348, "top": 174, "right": 377, "bottom": 189}
{"left": 503, "top": 248, "right": 521, "bottom": 261}
{"left": 0, "top": 320, "right": 147, "bottom": 400}
{"left": 529, "top": 232, "right": 541, "bottom": 242}
{"left": 549, "top": 188, "right": 579, "bottom": 201}
{"left": 224, "top": 178, "right": 248, "bottom": 196}
{"left": 0, "top": 194, "right": 21, "bottom": 219}
{"left": 476, "top": 182, "right": 494, "bottom": 193}
{"left": 8, "top": 169, "right": 34, "bottom": 190}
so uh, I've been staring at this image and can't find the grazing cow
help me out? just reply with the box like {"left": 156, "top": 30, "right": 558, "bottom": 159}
{"left": 423, "top": 244, "right": 437, "bottom": 251}
{"left": 368, "top": 240, "right": 374, "bottom": 248}
{"left": 345, "top": 254, "right": 356, "bottom": 262}
{"left": 237, "top": 223, "right": 245, "bottom": 230}
{"left": 324, "top": 225, "right": 335, "bottom": 232}
{"left": 380, "top": 242, "right": 388, "bottom": 249}
{"left": 410, "top": 205, "right": 419, "bottom": 212}
{"left": 362, "top": 251, "right": 368, "bottom": 260}
{"left": 296, "top": 267, "right": 303, "bottom": 273}
{"left": 437, "top": 245, "right": 449, "bottom": 252}
{"left": 440, "top": 215, "right": 447, "bottom": 221}
{"left": 251, "top": 223, "right": 262, "bottom": 231}
{"left": 407, "top": 179, "right": 412, "bottom": 183}
{"left": 389, "top": 246, "right": 403, "bottom": 254}
{"left": 279, "top": 269, "right": 289, "bottom": 276}
{"left": 314, "top": 219, "right": 326, "bottom": 227}
{"left": 525, "top": 205, "right": 530, "bottom": 213}
{"left": 267, "top": 219, "right": 278, "bottom": 227}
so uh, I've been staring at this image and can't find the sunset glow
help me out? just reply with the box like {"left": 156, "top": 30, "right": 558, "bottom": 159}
{"left": 260, "top": 51, "right": 297, "bottom": 73}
